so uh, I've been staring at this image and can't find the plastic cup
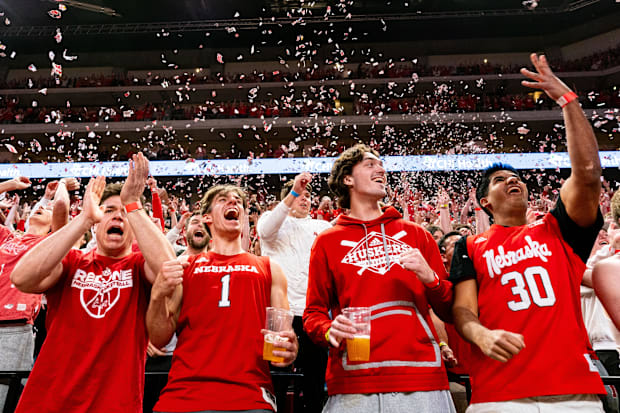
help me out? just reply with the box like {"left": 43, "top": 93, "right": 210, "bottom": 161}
{"left": 263, "top": 307, "right": 293, "bottom": 363}
{"left": 342, "top": 307, "right": 371, "bottom": 361}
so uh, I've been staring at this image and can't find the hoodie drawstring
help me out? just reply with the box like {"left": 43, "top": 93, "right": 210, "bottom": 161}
{"left": 380, "top": 223, "right": 390, "bottom": 268}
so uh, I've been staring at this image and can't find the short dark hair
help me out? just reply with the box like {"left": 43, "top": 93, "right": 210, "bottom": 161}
{"left": 328, "top": 144, "right": 379, "bottom": 209}
{"left": 426, "top": 225, "right": 443, "bottom": 237}
{"left": 199, "top": 185, "right": 247, "bottom": 215}
{"left": 100, "top": 183, "right": 123, "bottom": 205}
{"left": 280, "top": 180, "right": 312, "bottom": 201}
{"left": 476, "top": 163, "right": 521, "bottom": 217}
{"left": 438, "top": 231, "right": 461, "bottom": 252}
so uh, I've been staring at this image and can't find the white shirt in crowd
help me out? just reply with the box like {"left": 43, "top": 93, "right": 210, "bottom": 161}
{"left": 257, "top": 201, "right": 331, "bottom": 316}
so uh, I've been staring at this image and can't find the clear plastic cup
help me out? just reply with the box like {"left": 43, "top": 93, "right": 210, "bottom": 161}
{"left": 342, "top": 307, "right": 371, "bottom": 361}
{"left": 263, "top": 307, "right": 294, "bottom": 363}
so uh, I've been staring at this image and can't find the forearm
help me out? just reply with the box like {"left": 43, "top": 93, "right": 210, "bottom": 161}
{"left": 11, "top": 214, "right": 90, "bottom": 289}
{"left": 459, "top": 200, "right": 472, "bottom": 224}
{"left": 475, "top": 209, "right": 490, "bottom": 234}
{"left": 453, "top": 306, "right": 488, "bottom": 346}
{"left": 439, "top": 207, "right": 451, "bottom": 234}
{"left": 257, "top": 202, "right": 288, "bottom": 240}
{"left": 425, "top": 280, "right": 454, "bottom": 322}
{"left": 0, "top": 181, "right": 16, "bottom": 194}
{"left": 51, "top": 182, "right": 70, "bottom": 232}
{"left": 127, "top": 209, "right": 175, "bottom": 273}
{"left": 564, "top": 101, "right": 601, "bottom": 185}
{"left": 151, "top": 191, "right": 165, "bottom": 231}
{"left": 146, "top": 294, "right": 178, "bottom": 348}
{"left": 166, "top": 226, "right": 181, "bottom": 245}
{"left": 5, "top": 203, "right": 17, "bottom": 228}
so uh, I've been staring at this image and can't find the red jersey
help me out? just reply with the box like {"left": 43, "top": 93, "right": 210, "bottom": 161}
{"left": 15, "top": 249, "right": 149, "bottom": 413}
{"left": 0, "top": 226, "right": 45, "bottom": 323}
{"left": 154, "top": 251, "right": 277, "bottom": 412}
{"left": 450, "top": 198, "right": 605, "bottom": 403}
{"left": 303, "top": 207, "right": 453, "bottom": 395}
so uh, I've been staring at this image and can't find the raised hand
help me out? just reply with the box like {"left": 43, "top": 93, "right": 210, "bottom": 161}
{"left": 82, "top": 176, "right": 106, "bottom": 225}
{"left": 9, "top": 176, "right": 31, "bottom": 191}
{"left": 292, "top": 172, "right": 313, "bottom": 195}
{"left": 60, "top": 177, "right": 80, "bottom": 192}
{"left": 520, "top": 53, "right": 572, "bottom": 101}
{"left": 120, "top": 153, "right": 149, "bottom": 205}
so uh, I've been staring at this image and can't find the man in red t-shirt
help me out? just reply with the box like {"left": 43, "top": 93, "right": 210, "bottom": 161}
{"left": 0, "top": 176, "right": 78, "bottom": 412}
{"left": 450, "top": 54, "right": 605, "bottom": 412}
{"left": 10, "top": 153, "right": 175, "bottom": 413}
{"left": 147, "top": 184, "right": 298, "bottom": 413}
{"left": 303, "top": 144, "right": 455, "bottom": 413}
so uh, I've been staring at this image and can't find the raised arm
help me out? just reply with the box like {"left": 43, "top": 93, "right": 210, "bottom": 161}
{"left": 521, "top": 53, "right": 601, "bottom": 227}
{"left": 257, "top": 172, "right": 312, "bottom": 241}
{"left": 120, "top": 153, "right": 175, "bottom": 283}
{"left": 51, "top": 178, "right": 80, "bottom": 233}
{"left": 11, "top": 177, "right": 106, "bottom": 293}
{"left": 438, "top": 189, "right": 452, "bottom": 234}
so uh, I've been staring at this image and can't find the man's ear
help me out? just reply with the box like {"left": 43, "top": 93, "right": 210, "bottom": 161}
{"left": 343, "top": 175, "right": 353, "bottom": 187}
{"left": 203, "top": 213, "right": 213, "bottom": 226}
{"left": 479, "top": 197, "right": 492, "bottom": 213}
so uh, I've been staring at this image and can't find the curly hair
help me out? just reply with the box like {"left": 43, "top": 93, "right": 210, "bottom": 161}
{"left": 328, "top": 144, "right": 379, "bottom": 209}
{"left": 611, "top": 190, "right": 620, "bottom": 223}
{"left": 199, "top": 185, "right": 247, "bottom": 215}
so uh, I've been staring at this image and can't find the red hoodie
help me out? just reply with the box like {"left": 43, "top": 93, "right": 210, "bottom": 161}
{"left": 303, "top": 206, "right": 453, "bottom": 395}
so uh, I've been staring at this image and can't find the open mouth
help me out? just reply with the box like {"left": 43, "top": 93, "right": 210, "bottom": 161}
{"left": 224, "top": 208, "right": 239, "bottom": 221}
{"left": 507, "top": 186, "right": 521, "bottom": 194}
{"left": 107, "top": 226, "right": 124, "bottom": 237}
{"left": 372, "top": 176, "right": 386, "bottom": 184}
{"left": 193, "top": 229, "right": 206, "bottom": 240}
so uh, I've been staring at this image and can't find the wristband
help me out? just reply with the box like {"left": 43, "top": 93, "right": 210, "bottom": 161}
{"left": 124, "top": 201, "right": 143, "bottom": 214}
{"left": 440, "top": 204, "right": 448, "bottom": 209}
{"left": 556, "top": 91, "right": 578, "bottom": 108}
{"left": 475, "top": 207, "right": 481, "bottom": 211}
{"left": 439, "top": 341, "right": 448, "bottom": 348}
{"left": 424, "top": 272, "right": 441, "bottom": 289}
{"left": 290, "top": 190, "right": 300, "bottom": 198}
{"left": 325, "top": 328, "right": 331, "bottom": 343}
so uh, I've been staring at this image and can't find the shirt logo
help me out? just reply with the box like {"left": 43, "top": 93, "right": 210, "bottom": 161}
{"left": 0, "top": 237, "right": 28, "bottom": 256}
{"left": 71, "top": 267, "right": 133, "bottom": 318}
{"left": 482, "top": 235, "right": 552, "bottom": 277}
{"left": 341, "top": 230, "right": 412, "bottom": 275}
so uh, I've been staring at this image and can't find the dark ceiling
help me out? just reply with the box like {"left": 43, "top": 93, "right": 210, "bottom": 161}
{"left": 0, "top": 0, "right": 617, "bottom": 55}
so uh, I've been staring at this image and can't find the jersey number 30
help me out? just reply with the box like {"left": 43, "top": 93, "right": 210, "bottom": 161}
{"left": 500, "top": 266, "right": 556, "bottom": 311}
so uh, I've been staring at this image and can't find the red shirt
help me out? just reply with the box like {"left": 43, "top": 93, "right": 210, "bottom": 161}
{"left": 0, "top": 226, "right": 45, "bottom": 323}
{"left": 450, "top": 199, "right": 605, "bottom": 403}
{"left": 15, "top": 249, "right": 149, "bottom": 413}
{"left": 303, "top": 207, "right": 453, "bottom": 395}
{"left": 155, "top": 251, "right": 276, "bottom": 412}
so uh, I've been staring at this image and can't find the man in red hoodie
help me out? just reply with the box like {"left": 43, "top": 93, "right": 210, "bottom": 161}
{"left": 303, "top": 144, "right": 455, "bottom": 412}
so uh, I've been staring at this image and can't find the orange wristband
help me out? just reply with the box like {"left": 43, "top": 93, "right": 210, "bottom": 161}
{"left": 124, "top": 201, "right": 143, "bottom": 214}
{"left": 424, "top": 273, "right": 441, "bottom": 289}
{"left": 556, "top": 92, "right": 578, "bottom": 108}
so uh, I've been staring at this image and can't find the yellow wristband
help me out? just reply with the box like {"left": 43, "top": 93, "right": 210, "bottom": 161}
{"left": 439, "top": 341, "right": 448, "bottom": 348}
{"left": 325, "top": 328, "right": 331, "bottom": 343}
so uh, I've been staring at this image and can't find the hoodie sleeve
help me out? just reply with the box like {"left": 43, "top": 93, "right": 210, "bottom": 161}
{"left": 303, "top": 235, "right": 335, "bottom": 347}
{"left": 421, "top": 228, "right": 454, "bottom": 322}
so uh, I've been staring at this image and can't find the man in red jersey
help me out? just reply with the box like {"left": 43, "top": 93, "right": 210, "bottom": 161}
{"left": 303, "top": 144, "right": 456, "bottom": 413}
{"left": 147, "top": 184, "right": 298, "bottom": 413}
{"left": 10, "top": 153, "right": 175, "bottom": 413}
{"left": 0, "top": 176, "right": 77, "bottom": 411}
{"left": 450, "top": 53, "right": 605, "bottom": 412}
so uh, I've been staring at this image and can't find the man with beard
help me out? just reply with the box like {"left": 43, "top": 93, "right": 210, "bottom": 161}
{"left": 11, "top": 153, "right": 175, "bottom": 413}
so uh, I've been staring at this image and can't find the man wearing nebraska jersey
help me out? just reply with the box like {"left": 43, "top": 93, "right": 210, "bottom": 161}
{"left": 147, "top": 184, "right": 298, "bottom": 413}
{"left": 450, "top": 53, "right": 605, "bottom": 412}
{"left": 0, "top": 176, "right": 77, "bottom": 411}
{"left": 10, "top": 153, "right": 175, "bottom": 413}
{"left": 303, "top": 144, "right": 456, "bottom": 413}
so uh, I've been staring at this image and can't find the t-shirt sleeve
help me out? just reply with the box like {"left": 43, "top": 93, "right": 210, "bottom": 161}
{"left": 448, "top": 236, "right": 477, "bottom": 285}
{"left": 550, "top": 195, "right": 603, "bottom": 264}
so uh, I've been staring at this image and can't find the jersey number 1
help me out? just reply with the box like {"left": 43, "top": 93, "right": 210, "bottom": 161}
{"left": 218, "top": 274, "right": 231, "bottom": 307}
{"left": 501, "top": 266, "right": 556, "bottom": 311}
